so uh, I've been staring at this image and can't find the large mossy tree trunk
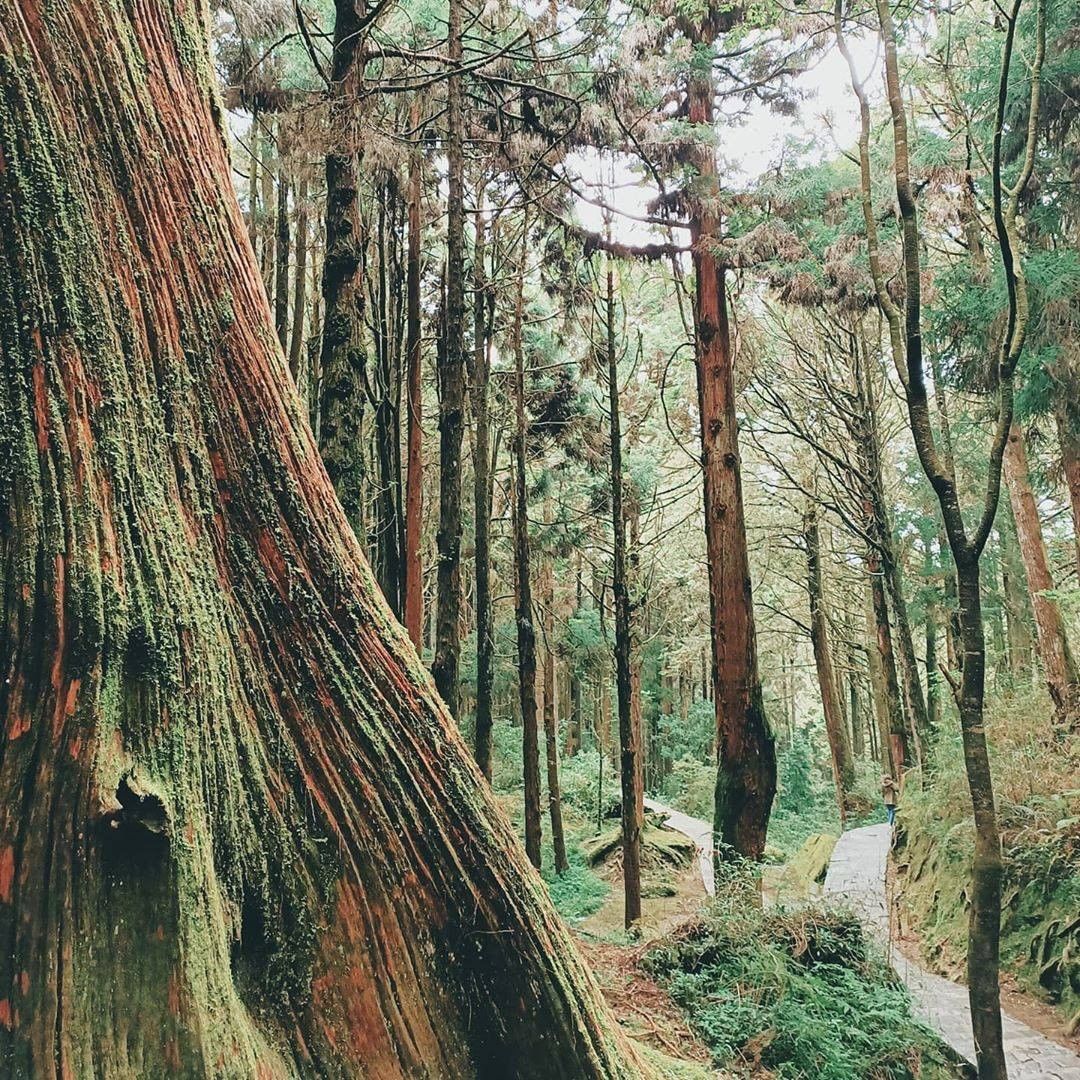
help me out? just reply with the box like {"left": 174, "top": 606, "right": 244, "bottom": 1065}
{"left": 0, "top": 3, "right": 652, "bottom": 1076}
{"left": 686, "top": 50, "right": 776, "bottom": 862}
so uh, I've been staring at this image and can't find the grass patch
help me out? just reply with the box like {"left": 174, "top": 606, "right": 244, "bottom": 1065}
{"left": 643, "top": 869, "right": 961, "bottom": 1079}
{"left": 543, "top": 854, "right": 610, "bottom": 921}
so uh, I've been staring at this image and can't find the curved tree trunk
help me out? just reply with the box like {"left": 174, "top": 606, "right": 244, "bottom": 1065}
{"left": 0, "top": 4, "right": 653, "bottom": 1076}
{"left": 1003, "top": 422, "right": 1079, "bottom": 724}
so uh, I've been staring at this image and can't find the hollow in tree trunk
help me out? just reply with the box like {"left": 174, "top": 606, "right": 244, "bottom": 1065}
{"left": 0, "top": 2, "right": 655, "bottom": 1075}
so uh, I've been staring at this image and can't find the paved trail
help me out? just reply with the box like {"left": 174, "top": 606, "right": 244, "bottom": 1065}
{"left": 644, "top": 798, "right": 715, "bottom": 896}
{"left": 825, "top": 824, "right": 1080, "bottom": 1080}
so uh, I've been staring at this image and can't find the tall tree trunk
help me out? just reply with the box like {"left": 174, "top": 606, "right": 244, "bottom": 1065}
{"left": 0, "top": 4, "right": 654, "bottom": 1075}
{"left": 433, "top": 0, "right": 466, "bottom": 716}
{"left": 1003, "top": 422, "right": 1079, "bottom": 722}
{"left": 470, "top": 206, "right": 495, "bottom": 779}
{"left": 274, "top": 163, "right": 290, "bottom": 352}
{"left": 260, "top": 115, "right": 275, "bottom": 291}
{"left": 687, "top": 62, "right": 776, "bottom": 863}
{"left": 868, "top": 551, "right": 908, "bottom": 773}
{"left": 1000, "top": 503, "right": 1035, "bottom": 679}
{"left": 288, "top": 175, "right": 309, "bottom": 382}
{"left": 606, "top": 254, "right": 643, "bottom": 926}
{"left": 512, "top": 251, "right": 543, "bottom": 870}
{"left": 542, "top": 539, "right": 569, "bottom": 874}
{"left": 1054, "top": 399, "right": 1080, "bottom": 579}
{"left": 317, "top": 0, "right": 367, "bottom": 535}
{"left": 247, "top": 106, "right": 260, "bottom": 254}
{"left": 402, "top": 112, "right": 424, "bottom": 649}
{"left": 804, "top": 503, "right": 856, "bottom": 817}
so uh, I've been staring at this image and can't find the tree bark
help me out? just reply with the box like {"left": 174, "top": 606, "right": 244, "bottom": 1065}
{"left": 274, "top": 164, "right": 290, "bottom": 353}
{"left": 403, "top": 112, "right": 424, "bottom": 650}
{"left": 0, "top": 3, "right": 655, "bottom": 1075}
{"left": 687, "top": 62, "right": 776, "bottom": 862}
{"left": 317, "top": 0, "right": 367, "bottom": 535}
{"left": 470, "top": 207, "right": 495, "bottom": 779}
{"left": 432, "top": 0, "right": 466, "bottom": 717}
{"left": 288, "top": 175, "right": 309, "bottom": 382}
{"left": 1055, "top": 400, "right": 1080, "bottom": 579}
{"left": 1003, "top": 421, "right": 1079, "bottom": 722}
{"left": 542, "top": 541, "right": 569, "bottom": 875}
{"left": 511, "top": 249, "right": 543, "bottom": 870}
{"left": 606, "top": 254, "right": 643, "bottom": 925}
{"left": 804, "top": 503, "right": 857, "bottom": 818}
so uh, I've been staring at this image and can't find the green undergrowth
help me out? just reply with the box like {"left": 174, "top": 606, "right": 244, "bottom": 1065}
{"left": 643, "top": 869, "right": 963, "bottom": 1080}
{"left": 895, "top": 687, "right": 1080, "bottom": 1034}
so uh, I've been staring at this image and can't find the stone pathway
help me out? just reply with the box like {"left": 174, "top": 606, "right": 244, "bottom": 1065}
{"left": 824, "top": 824, "right": 1080, "bottom": 1079}
{"left": 644, "top": 799, "right": 715, "bottom": 896}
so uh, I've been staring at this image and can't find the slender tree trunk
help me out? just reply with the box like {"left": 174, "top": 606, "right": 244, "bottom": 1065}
{"left": 260, "top": 116, "right": 275, "bottom": 291}
{"left": 925, "top": 599, "right": 939, "bottom": 731}
{"left": 687, "top": 66, "right": 776, "bottom": 862}
{"left": 804, "top": 503, "right": 856, "bottom": 817}
{"left": 433, "top": 0, "right": 466, "bottom": 716}
{"left": 402, "top": 114, "right": 424, "bottom": 649}
{"left": 470, "top": 207, "right": 495, "bottom": 779}
{"left": 1054, "top": 400, "right": 1080, "bottom": 579}
{"left": 1003, "top": 422, "right": 1079, "bottom": 722}
{"left": 542, "top": 541, "right": 569, "bottom": 874}
{"left": 1000, "top": 504, "right": 1035, "bottom": 679}
{"left": 274, "top": 164, "right": 290, "bottom": 352}
{"left": 247, "top": 106, "right": 260, "bottom": 254}
{"left": 317, "top": 0, "right": 367, "bottom": 535}
{"left": 512, "top": 250, "right": 543, "bottom": 870}
{"left": 606, "top": 254, "right": 642, "bottom": 925}
{"left": 288, "top": 175, "right": 308, "bottom": 382}
{"left": 0, "top": 4, "right": 655, "bottom": 1074}
{"left": 955, "top": 557, "right": 1008, "bottom": 1080}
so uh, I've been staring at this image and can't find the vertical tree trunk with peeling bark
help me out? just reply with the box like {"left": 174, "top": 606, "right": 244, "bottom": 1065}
{"left": 512, "top": 252, "right": 543, "bottom": 870}
{"left": 1054, "top": 402, "right": 1080, "bottom": 579}
{"left": 403, "top": 111, "right": 424, "bottom": 650}
{"left": 274, "top": 165, "right": 290, "bottom": 353}
{"left": 433, "top": 0, "right": 466, "bottom": 717}
{"left": 542, "top": 538, "right": 569, "bottom": 874}
{"left": 0, "top": 2, "right": 657, "bottom": 1076}
{"left": 288, "top": 176, "right": 308, "bottom": 382}
{"left": 804, "top": 503, "right": 856, "bottom": 818}
{"left": 470, "top": 208, "right": 495, "bottom": 779}
{"left": 686, "top": 58, "right": 776, "bottom": 863}
{"left": 318, "top": 0, "right": 367, "bottom": 535}
{"left": 606, "top": 254, "right": 643, "bottom": 924}
{"left": 1003, "top": 422, "right": 1079, "bottom": 723}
